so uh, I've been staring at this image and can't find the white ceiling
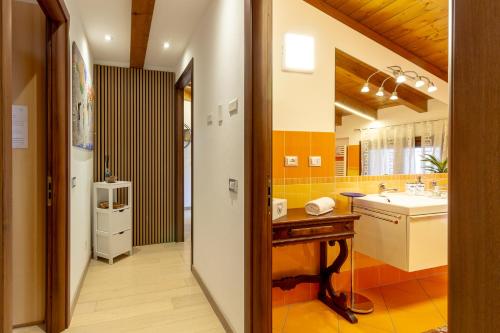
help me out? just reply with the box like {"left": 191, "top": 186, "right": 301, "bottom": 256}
{"left": 74, "top": 0, "right": 213, "bottom": 71}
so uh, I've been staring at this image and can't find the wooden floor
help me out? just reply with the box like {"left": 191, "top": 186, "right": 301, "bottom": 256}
{"left": 15, "top": 211, "right": 224, "bottom": 333}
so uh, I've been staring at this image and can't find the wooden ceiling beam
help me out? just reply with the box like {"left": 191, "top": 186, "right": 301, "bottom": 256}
{"left": 336, "top": 50, "right": 430, "bottom": 113}
{"left": 335, "top": 91, "right": 378, "bottom": 120}
{"left": 130, "top": 0, "right": 155, "bottom": 68}
{"left": 304, "top": 0, "right": 448, "bottom": 82}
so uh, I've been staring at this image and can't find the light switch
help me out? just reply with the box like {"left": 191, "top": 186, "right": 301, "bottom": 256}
{"left": 71, "top": 177, "right": 77, "bottom": 188}
{"left": 228, "top": 98, "right": 238, "bottom": 115}
{"left": 309, "top": 156, "right": 322, "bottom": 167}
{"left": 229, "top": 178, "right": 238, "bottom": 193}
{"left": 284, "top": 156, "right": 299, "bottom": 167}
{"left": 207, "top": 112, "right": 213, "bottom": 125}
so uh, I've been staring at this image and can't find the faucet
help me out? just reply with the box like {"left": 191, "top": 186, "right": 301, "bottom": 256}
{"left": 379, "top": 183, "right": 398, "bottom": 195}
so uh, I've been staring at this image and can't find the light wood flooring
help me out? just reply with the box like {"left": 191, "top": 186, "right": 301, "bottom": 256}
{"left": 15, "top": 210, "right": 224, "bottom": 333}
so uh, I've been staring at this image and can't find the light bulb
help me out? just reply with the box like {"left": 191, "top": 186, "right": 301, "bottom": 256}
{"left": 361, "top": 83, "right": 370, "bottom": 93}
{"left": 163, "top": 42, "right": 171, "bottom": 49}
{"left": 390, "top": 91, "right": 399, "bottom": 101}
{"left": 375, "top": 87, "right": 385, "bottom": 97}
{"left": 396, "top": 72, "right": 406, "bottom": 83}
{"left": 415, "top": 77, "right": 425, "bottom": 88}
{"left": 427, "top": 83, "right": 437, "bottom": 93}
{"left": 104, "top": 34, "right": 112, "bottom": 42}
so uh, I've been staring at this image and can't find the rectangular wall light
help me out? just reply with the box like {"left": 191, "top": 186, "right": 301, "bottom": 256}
{"left": 282, "top": 33, "right": 315, "bottom": 73}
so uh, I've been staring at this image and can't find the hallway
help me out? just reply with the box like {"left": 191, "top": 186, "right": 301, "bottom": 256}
{"left": 66, "top": 238, "right": 223, "bottom": 332}
{"left": 15, "top": 236, "right": 223, "bottom": 333}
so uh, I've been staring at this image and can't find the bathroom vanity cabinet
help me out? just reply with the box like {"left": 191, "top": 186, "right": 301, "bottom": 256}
{"left": 353, "top": 194, "right": 448, "bottom": 272}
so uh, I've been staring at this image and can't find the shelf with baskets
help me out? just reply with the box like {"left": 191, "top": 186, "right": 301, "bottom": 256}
{"left": 93, "top": 181, "right": 133, "bottom": 264}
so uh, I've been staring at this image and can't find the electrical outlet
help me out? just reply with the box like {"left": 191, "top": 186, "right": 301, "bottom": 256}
{"left": 284, "top": 156, "right": 299, "bottom": 167}
{"left": 309, "top": 156, "right": 322, "bottom": 167}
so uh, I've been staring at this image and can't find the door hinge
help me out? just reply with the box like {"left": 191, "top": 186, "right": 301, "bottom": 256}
{"left": 47, "top": 176, "right": 53, "bottom": 206}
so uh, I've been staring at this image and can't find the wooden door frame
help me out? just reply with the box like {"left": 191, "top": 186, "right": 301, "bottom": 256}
{"left": 39, "top": 0, "right": 70, "bottom": 332}
{"left": 1, "top": 0, "right": 70, "bottom": 332}
{"left": 174, "top": 59, "right": 194, "bottom": 262}
{"left": 245, "top": 0, "right": 273, "bottom": 331}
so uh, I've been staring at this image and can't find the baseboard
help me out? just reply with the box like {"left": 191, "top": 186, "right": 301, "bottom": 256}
{"left": 192, "top": 266, "right": 234, "bottom": 333}
{"left": 70, "top": 255, "right": 92, "bottom": 319}
{"left": 13, "top": 320, "right": 44, "bottom": 329}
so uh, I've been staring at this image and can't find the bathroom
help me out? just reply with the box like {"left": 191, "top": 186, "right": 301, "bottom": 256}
{"left": 271, "top": 0, "right": 449, "bottom": 332}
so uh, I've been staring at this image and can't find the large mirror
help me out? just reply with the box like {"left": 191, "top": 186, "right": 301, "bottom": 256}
{"left": 334, "top": 49, "right": 449, "bottom": 177}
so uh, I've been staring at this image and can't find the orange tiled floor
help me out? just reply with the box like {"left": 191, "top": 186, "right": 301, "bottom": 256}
{"left": 273, "top": 274, "right": 447, "bottom": 333}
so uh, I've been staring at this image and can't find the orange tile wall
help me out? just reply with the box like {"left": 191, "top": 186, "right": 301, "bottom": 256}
{"left": 272, "top": 130, "right": 449, "bottom": 306}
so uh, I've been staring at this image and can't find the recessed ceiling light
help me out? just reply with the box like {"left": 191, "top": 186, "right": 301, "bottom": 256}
{"left": 104, "top": 34, "right": 112, "bottom": 42}
{"left": 163, "top": 42, "right": 171, "bottom": 49}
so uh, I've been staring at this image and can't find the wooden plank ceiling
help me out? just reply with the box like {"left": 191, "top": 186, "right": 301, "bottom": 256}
{"left": 335, "top": 49, "right": 431, "bottom": 124}
{"left": 130, "top": 0, "right": 156, "bottom": 68}
{"left": 305, "top": 0, "right": 448, "bottom": 81}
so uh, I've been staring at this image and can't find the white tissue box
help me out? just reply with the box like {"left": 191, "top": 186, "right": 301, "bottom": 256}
{"left": 272, "top": 198, "right": 288, "bottom": 220}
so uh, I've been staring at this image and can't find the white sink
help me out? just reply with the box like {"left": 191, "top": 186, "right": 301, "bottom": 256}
{"left": 353, "top": 192, "right": 448, "bottom": 216}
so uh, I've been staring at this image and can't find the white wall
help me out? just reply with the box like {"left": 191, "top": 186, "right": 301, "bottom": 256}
{"left": 176, "top": 0, "right": 245, "bottom": 331}
{"left": 273, "top": 0, "right": 449, "bottom": 132}
{"left": 336, "top": 99, "right": 449, "bottom": 145}
{"left": 65, "top": 0, "right": 94, "bottom": 307}
{"left": 184, "top": 100, "right": 191, "bottom": 208}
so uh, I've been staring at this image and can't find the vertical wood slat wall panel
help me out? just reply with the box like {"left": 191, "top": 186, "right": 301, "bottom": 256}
{"left": 94, "top": 65, "right": 176, "bottom": 246}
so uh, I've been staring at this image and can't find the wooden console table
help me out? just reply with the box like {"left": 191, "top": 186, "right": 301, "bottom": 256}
{"left": 272, "top": 208, "right": 361, "bottom": 323}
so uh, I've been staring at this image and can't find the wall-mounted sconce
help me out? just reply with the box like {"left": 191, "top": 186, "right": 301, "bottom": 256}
{"left": 282, "top": 33, "right": 315, "bottom": 73}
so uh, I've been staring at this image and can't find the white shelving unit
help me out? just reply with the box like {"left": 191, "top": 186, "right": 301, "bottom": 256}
{"left": 93, "top": 181, "right": 133, "bottom": 264}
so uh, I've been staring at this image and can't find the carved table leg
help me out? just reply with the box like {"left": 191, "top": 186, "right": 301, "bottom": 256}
{"left": 318, "top": 240, "right": 358, "bottom": 324}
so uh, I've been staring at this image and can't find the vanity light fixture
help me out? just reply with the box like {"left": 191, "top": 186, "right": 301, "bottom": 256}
{"left": 282, "top": 33, "right": 315, "bottom": 73}
{"left": 362, "top": 67, "right": 438, "bottom": 99}
{"left": 375, "top": 87, "right": 385, "bottom": 97}
{"left": 427, "top": 82, "right": 438, "bottom": 93}
{"left": 335, "top": 101, "right": 376, "bottom": 121}
{"left": 390, "top": 91, "right": 399, "bottom": 101}
{"left": 415, "top": 76, "right": 426, "bottom": 88}
{"left": 104, "top": 34, "right": 113, "bottom": 42}
{"left": 395, "top": 71, "right": 406, "bottom": 83}
{"left": 360, "top": 70, "right": 382, "bottom": 93}
{"left": 375, "top": 76, "right": 393, "bottom": 98}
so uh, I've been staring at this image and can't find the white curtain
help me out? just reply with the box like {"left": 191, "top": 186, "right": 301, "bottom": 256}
{"left": 361, "top": 119, "right": 448, "bottom": 175}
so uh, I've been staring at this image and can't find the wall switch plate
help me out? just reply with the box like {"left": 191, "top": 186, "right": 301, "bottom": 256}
{"left": 309, "top": 156, "right": 322, "bottom": 167}
{"left": 218, "top": 105, "right": 224, "bottom": 125}
{"left": 71, "top": 177, "right": 77, "bottom": 188}
{"left": 284, "top": 156, "right": 299, "bottom": 167}
{"left": 228, "top": 98, "right": 238, "bottom": 115}
{"left": 229, "top": 178, "right": 238, "bottom": 193}
{"left": 207, "top": 113, "right": 213, "bottom": 125}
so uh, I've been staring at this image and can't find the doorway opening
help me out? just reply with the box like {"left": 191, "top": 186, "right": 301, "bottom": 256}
{"left": 175, "top": 59, "right": 194, "bottom": 266}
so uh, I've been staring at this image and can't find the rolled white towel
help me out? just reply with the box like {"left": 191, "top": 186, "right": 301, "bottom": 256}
{"left": 305, "top": 197, "right": 335, "bottom": 216}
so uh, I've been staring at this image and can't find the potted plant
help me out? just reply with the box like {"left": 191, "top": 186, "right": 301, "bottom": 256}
{"left": 421, "top": 154, "right": 448, "bottom": 173}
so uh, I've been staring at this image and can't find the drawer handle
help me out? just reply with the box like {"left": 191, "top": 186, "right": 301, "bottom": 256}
{"left": 119, "top": 209, "right": 125, "bottom": 212}
{"left": 119, "top": 231, "right": 125, "bottom": 235}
